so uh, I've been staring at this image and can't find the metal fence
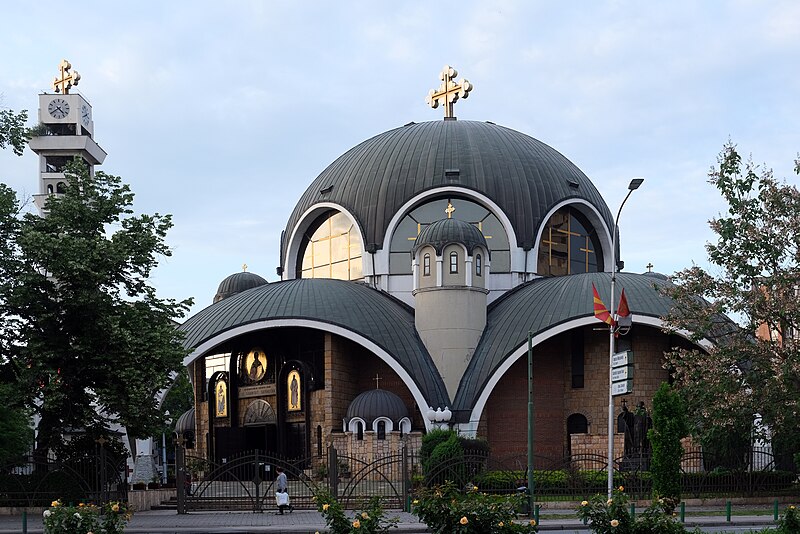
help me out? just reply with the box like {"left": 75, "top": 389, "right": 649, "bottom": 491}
{"left": 0, "top": 449, "right": 128, "bottom": 507}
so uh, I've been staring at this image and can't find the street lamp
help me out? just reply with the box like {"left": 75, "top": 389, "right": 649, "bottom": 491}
{"left": 607, "top": 177, "right": 643, "bottom": 498}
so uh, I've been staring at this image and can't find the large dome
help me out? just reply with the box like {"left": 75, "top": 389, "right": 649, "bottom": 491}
{"left": 282, "top": 119, "right": 614, "bottom": 266}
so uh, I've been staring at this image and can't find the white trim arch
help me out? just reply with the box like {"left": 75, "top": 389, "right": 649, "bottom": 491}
{"left": 532, "top": 199, "right": 613, "bottom": 275}
{"left": 347, "top": 417, "right": 367, "bottom": 433}
{"left": 382, "top": 187, "right": 520, "bottom": 273}
{"left": 283, "top": 203, "right": 368, "bottom": 281}
{"left": 399, "top": 417, "right": 412, "bottom": 435}
{"left": 465, "top": 315, "right": 714, "bottom": 434}
{"left": 372, "top": 416, "right": 394, "bottom": 433}
{"left": 183, "top": 318, "right": 441, "bottom": 431}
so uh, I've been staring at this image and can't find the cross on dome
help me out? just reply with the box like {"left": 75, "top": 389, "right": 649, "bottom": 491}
{"left": 646, "top": 262, "right": 653, "bottom": 273}
{"left": 53, "top": 59, "right": 80, "bottom": 94}
{"left": 426, "top": 65, "right": 473, "bottom": 118}
{"left": 445, "top": 201, "right": 456, "bottom": 218}
{"left": 374, "top": 374, "right": 381, "bottom": 389}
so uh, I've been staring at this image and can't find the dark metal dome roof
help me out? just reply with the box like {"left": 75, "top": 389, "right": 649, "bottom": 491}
{"left": 346, "top": 388, "right": 409, "bottom": 425}
{"left": 180, "top": 278, "right": 450, "bottom": 407}
{"left": 214, "top": 271, "right": 268, "bottom": 303}
{"left": 174, "top": 407, "right": 195, "bottom": 435}
{"left": 412, "top": 217, "right": 489, "bottom": 257}
{"left": 282, "top": 120, "right": 614, "bottom": 266}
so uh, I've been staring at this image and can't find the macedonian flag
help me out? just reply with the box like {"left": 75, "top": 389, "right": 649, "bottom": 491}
{"left": 592, "top": 282, "right": 614, "bottom": 325}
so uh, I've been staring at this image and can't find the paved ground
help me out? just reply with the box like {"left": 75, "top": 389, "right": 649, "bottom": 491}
{"left": 0, "top": 507, "right": 780, "bottom": 533}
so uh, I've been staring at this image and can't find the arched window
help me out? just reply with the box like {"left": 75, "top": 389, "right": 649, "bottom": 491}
{"left": 47, "top": 184, "right": 54, "bottom": 194}
{"left": 56, "top": 182, "right": 66, "bottom": 194}
{"left": 475, "top": 254, "right": 482, "bottom": 276}
{"left": 377, "top": 421, "right": 386, "bottom": 440}
{"left": 298, "top": 210, "right": 363, "bottom": 280}
{"left": 449, "top": 251, "right": 458, "bottom": 274}
{"left": 356, "top": 421, "right": 364, "bottom": 441}
{"left": 423, "top": 253, "right": 431, "bottom": 276}
{"left": 538, "top": 206, "right": 603, "bottom": 276}
{"left": 567, "top": 413, "right": 589, "bottom": 435}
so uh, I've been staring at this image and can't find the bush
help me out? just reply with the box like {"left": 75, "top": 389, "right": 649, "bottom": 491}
{"left": 649, "top": 382, "right": 688, "bottom": 509}
{"left": 420, "top": 429, "right": 454, "bottom": 474}
{"left": 576, "top": 487, "right": 687, "bottom": 534}
{"left": 43, "top": 499, "right": 131, "bottom": 534}
{"left": 426, "top": 433, "right": 466, "bottom": 485}
{"left": 776, "top": 504, "right": 800, "bottom": 534}
{"left": 412, "top": 480, "right": 537, "bottom": 533}
{"left": 314, "top": 489, "right": 398, "bottom": 533}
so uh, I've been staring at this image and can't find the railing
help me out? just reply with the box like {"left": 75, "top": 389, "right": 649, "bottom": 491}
{"left": 0, "top": 450, "right": 128, "bottom": 507}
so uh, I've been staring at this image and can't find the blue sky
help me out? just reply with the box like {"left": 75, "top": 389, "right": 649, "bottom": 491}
{"left": 1, "top": 1, "right": 799, "bottom": 318}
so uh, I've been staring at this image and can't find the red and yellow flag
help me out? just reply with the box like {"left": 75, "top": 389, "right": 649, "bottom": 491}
{"left": 592, "top": 282, "right": 613, "bottom": 325}
{"left": 617, "top": 288, "right": 630, "bottom": 318}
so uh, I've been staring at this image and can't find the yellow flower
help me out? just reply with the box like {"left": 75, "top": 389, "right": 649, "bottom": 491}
{"left": 607, "top": 499, "right": 613, "bottom": 505}
{"left": 498, "top": 521, "right": 504, "bottom": 527}
{"left": 791, "top": 505, "right": 796, "bottom": 510}
{"left": 79, "top": 503, "right": 85, "bottom": 507}
{"left": 361, "top": 512, "right": 369, "bottom": 519}
{"left": 581, "top": 500, "right": 589, "bottom": 506}
{"left": 322, "top": 503, "right": 330, "bottom": 511}
{"left": 111, "top": 503, "right": 120, "bottom": 513}
{"left": 412, "top": 499, "right": 419, "bottom": 505}
{"left": 611, "top": 519, "right": 620, "bottom": 527}
{"left": 352, "top": 519, "right": 361, "bottom": 528}
{"left": 460, "top": 516, "right": 469, "bottom": 525}
{"left": 618, "top": 485, "right": 624, "bottom": 491}
{"left": 51, "top": 501, "right": 59, "bottom": 507}
{"left": 530, "top": 519, "right": 537, "bottom": 526}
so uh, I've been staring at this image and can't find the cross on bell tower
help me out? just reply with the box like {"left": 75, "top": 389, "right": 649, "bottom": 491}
{"left": 53, "top": 59, "right": 80, "bottom": 94}
{"left": 426, "top": 65, "right": 473, "bottom": 118}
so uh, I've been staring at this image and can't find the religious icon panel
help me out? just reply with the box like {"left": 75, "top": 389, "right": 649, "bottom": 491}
{"left": 287, "top": 370, "right": 301, "bottom": 412}
{"left": 215, "top": 377, "right": 228, "bottom": 418}
{"left": 243, "top": 347, "right": 267, "bottom": 383}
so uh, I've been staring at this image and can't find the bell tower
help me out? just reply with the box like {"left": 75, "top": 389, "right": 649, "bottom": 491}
{"left": 28, "top": 59, "right": 107, "bottom": 214}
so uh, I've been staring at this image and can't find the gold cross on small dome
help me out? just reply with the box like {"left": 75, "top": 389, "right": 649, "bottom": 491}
{"left": 445, "top": 202, "right": 456, "bottom": 218}
{"left": 53, "top": 59, "right": 80, "bottom": 94}
{"left": 242, "top": 263, "right": 248, "bottom": 272}
{"left": 426, "top": 65, "right": 473, "bottom": 118}
{"left": 374, "top": 374, "right": 381, "bottom": 389}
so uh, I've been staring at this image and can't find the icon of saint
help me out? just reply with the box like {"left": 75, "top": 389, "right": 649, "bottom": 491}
{"left": 249, "top": 352, "right": 264, "bottom": 382}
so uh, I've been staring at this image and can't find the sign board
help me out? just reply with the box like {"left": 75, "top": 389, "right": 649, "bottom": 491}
{"left": 611, "top": 350, "right": 633, "bottom": 368}
{"left": 611, "top": 365, "right": 634, "bottom": 382}
{"left": 612, "top": 379, "right": 634, "bottom": 396}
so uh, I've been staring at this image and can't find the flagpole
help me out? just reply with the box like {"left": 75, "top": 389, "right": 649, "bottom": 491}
{"left": 607, "top": 178, "right": 644, "bottom": 498}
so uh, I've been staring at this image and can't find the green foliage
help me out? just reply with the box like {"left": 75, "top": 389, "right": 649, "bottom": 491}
{"left": 314, "top": 489, "right": 399, "bottom": 533}
{"left": 43, "top": 499, "right": 131, "bottom": 534}
{"left": 649, "top": 382, "right": 688, "bottom": 507}
{"left": 427, "top": 432, "right": 466, "bottom": 484}
{"left": 0, "top": 383, "right": 32, "bottom": 465}
{"left": 420, "top": 428, "right": 453, "bottom": 472}
{"left": 412, "top": 481, "right": 538, "bottom": 533}
{"left": 776, "top": 504, "right": 800, "bottom": 534}
{"left": 0, "top": 159, "right": 193, "bottom": 454}
{"left": 576, "top": 487, "right": 688, "bottom": 534}
{"left": 662, "top": 142, "right": 800, "bottom": 450}
{"left": 0, "top": 108, "right": 29, "bottom": 156}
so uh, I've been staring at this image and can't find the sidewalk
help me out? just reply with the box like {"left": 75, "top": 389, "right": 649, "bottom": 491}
{"left": 0, "top": 508, "right": 779, "bottom": 534}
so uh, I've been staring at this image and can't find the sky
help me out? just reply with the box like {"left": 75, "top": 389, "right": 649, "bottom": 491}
{"left": 1, "top": 1, "right": 799, "bottom": 319}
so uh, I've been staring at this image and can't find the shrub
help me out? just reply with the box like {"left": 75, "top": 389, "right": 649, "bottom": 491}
{"left": 426, "top": 433, "right": 466, "bottom": 485}
{"left": 776, "top": 504, "right": 800, "bottom": 534}
{"left": 412, "top": 480, "right": 537, "bottom": 533}
{"left": 43, "top": 499, "right": 131, "bottom": 534}
{"left": 649, "top": 382, "right": 688, "bottom": 509}
{"left": 576, "top": 487, "right": 687, "bottom": 534}
{"left": 420, "top": 429, "right": 454, "bottom": 473}
{"left": 314, "top": 489, "right": 398, "bottom": 533}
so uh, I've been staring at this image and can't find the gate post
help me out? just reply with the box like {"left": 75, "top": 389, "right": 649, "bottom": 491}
{"left": 253, "top": 450, "right": 262, "bottom": 513}
{"left": 328, "top": 445, "right": 338, "bottom": 499}
{"left": 402, "top": 445, "right": 410, "bottom": 512}
{"left": 175, "top": 437, "right": 186, "bottom": 514}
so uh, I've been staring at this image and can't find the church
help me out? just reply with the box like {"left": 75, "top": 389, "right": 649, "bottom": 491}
{"left": 26, "top": 61, "right": 707, "bottom": 467}
{"left": 176, "top": 66, "right": 706, "bottom": 465}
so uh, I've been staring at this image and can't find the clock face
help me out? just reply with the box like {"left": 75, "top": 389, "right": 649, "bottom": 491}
{"left": 80, "top": 104, "right": 91, "bottom": 127}
{"left": 48, "top": 98, "right": 70, "bottom": 119}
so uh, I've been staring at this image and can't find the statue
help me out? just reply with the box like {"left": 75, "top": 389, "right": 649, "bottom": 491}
{"left": 619, "top": 400, "right": 651, "bottom": 470}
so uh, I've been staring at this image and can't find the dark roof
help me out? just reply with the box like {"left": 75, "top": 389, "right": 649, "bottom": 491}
{"left": 174, "top": 407, "right": 195, "bottom": 435}
{"left": 412, "top": 217, "right": 489, "bottom": 257}
{"left": 180, "top": 278, "right": 449, "bottom": 407}
{"left": 282, "top": 120, "right": 614, "bottom": 265}
{"left": 453, "top": 272, "right": 682, "bottom": 412}
{"left": 214, "top": 271, "right": 268, "bottom": 303}
{"left": 346, "top": 389, "right": 409, "bottom": 424}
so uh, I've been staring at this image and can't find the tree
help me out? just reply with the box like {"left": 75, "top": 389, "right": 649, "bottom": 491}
{"left": 0, "top": 383, "right": 33, "bottom": 465}
{"left": 1, "top": 159, "right": 193, "bottom": 457}
{"left": 648, "top": 382, "right": 687, "bottom": 509}
{"left": 662, "top": 142, "right": 800, "bottom": 467}
{"left": 0, "top": 108, "right": 29, "bottom": 156}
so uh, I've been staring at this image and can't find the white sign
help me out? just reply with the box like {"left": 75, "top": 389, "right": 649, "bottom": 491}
{"left": 611, "top": 365, "right": 634, "bottom": 382}
{"left": 611, "top": 350, "right": 633, "bottom": 368}
{"left": 612, "top": 379, "right": 633, "bottom": 396}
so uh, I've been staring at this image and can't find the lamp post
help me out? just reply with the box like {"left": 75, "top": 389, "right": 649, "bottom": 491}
{"left": 607, "top": 177, "right": 644, "bottom": 498}
{"left": 162, "top": 411, "right": 171, "bottom": 484}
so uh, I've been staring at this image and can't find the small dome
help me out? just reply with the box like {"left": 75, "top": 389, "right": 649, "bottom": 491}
{"left": 174, "top": 407, "right": 195, "bottom": 435}
{"left": 345, "top": 389, "right": 409, "bottom": 425}
{"left": 412, "top": 218, "right": 489, "bottom": 257}
{"left": 214, "top": 271, "right": 268, "bottom": 303}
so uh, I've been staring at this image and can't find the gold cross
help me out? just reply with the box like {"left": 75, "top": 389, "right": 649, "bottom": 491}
{"left": 242, "top": 263, "right": 248, "bottom": 272}
{"left": 426, "top": 65, "right": 473, "bottom": 118}
{"left": 646, "top": 262, "right": 654, "bottom": 272}
{"left": 374, "top": 374, "right": 381, "bottom": 389}
{"left": 445, "top": 202, "right": 456, "bottom": 218}
{"left": 53, "top": 59, "right": 80, "bottom": 94}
